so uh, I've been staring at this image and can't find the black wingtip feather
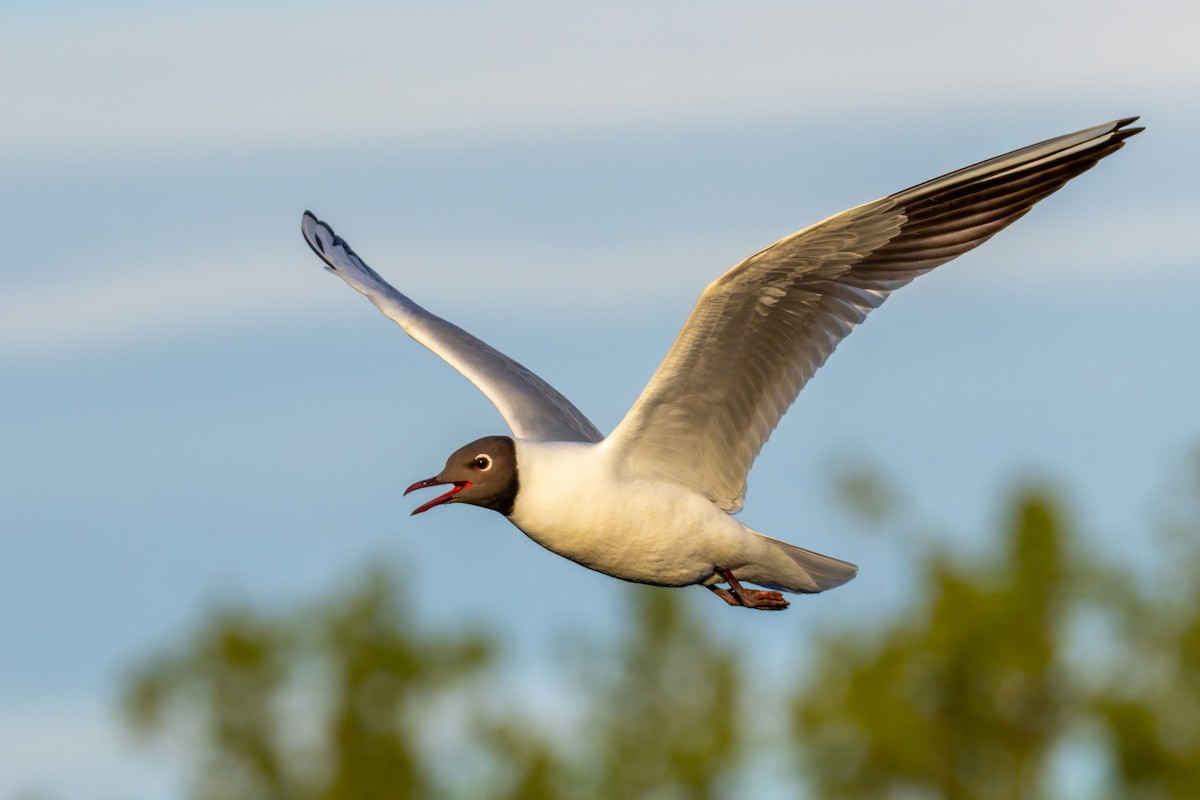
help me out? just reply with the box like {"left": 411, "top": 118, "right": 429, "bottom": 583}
{"left": 301, "top": 210, "right": 335, "bottom": 266}
{"left": 1110, "top": 117, "right": 1145, "bottom": 143}
{"left": 857, "top": 118, "right": 1142, "bottom": 273}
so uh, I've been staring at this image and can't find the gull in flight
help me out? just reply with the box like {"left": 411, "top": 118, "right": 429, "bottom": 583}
{"left": 302, "top": 117, "right": 1141, "bottom": 610}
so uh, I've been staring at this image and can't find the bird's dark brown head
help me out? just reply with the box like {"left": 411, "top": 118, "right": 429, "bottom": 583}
{"left": 404, "top": 435, "right": 518, "bottom": 517}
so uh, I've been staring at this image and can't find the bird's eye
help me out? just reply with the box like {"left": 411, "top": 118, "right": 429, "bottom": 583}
{"left": 473, "top": 454, "right": 493, "bottom": 471}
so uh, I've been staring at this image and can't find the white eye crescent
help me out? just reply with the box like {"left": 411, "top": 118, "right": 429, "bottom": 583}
{"left": 473, "top": 454, "right": 493, "bottom": 471}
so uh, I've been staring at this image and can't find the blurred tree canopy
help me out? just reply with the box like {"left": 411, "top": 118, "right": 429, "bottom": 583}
{"left": 122, "top": 453, "right": 1200, "bottom": 799}
{"left": 794, "top": 493, "right": 1071, "bottom": 799}
{"left": 122, "top": 569, "right": 492, "bottom": 799}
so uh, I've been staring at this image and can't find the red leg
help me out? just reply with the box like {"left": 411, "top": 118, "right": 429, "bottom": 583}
{"left": 712, "top": 567, "right": 790, "bottom": 611}
{"left": 707, "top": 585, "right": 741, "bottom": 606}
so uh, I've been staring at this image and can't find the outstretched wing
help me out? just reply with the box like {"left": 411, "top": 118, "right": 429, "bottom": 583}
{"left": 608, "top": 117, "right": 1142, "bottom": 512}
{"left": 302, "top": 212, "right": 602, "bottom": 443}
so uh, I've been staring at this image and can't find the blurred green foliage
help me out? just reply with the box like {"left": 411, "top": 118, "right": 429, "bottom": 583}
{"left": 122, "top": 454, "right": 1200, "bottom": 798}
{"left": 123, "top": 570, "right": 492, "bottom": 799}
{"left": 794, "top": 494, "right": 1070, "bottom": 799}
{"left": 1082, "top": 454, "right": 1200, "bottom": 799}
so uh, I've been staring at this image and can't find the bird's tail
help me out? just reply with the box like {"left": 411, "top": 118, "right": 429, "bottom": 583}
{"left": 754, "top": 534, "right": 859, "bottom": 594}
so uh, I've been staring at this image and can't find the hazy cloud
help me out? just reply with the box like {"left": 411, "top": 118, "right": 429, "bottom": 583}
{"left": 2, "top": 1, "right": 1194, "bottom": 162}
{"left": 2, "top": 201, "right": 1188, "bottom": 362}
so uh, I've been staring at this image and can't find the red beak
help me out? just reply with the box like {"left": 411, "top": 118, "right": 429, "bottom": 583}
{"left": 404, "top": 477, "right": 472, "bottom": 516}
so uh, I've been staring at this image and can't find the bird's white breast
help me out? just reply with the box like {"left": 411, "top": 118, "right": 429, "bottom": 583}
{"left": 507, "top": 439, "right": 752, "bottom": 587}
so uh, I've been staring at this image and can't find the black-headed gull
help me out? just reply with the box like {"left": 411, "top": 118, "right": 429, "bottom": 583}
{"left": 302, "top": 118, "right": 1141, "bottom": 611}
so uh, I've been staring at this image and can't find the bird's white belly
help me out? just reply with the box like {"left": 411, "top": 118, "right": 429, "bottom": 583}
{"left": 508, "top": 440, "right": 748, "bottom": 587}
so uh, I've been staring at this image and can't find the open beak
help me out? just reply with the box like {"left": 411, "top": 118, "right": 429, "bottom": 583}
{"left": 404, "top": 477, "right": 472, "bottom": 516}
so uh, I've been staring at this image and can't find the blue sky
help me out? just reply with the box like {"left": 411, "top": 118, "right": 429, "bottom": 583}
{"left": 3, "top": 1, "right": 1198, "bottom": 796}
